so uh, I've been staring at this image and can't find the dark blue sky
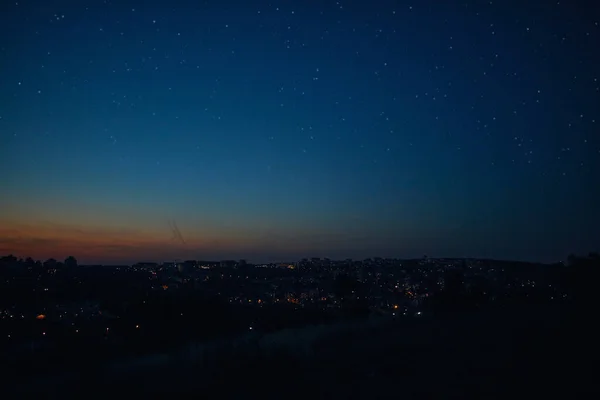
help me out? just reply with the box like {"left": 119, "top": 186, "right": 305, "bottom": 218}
{"left": 1, "top": 0, "right": 598, "bottom": 264}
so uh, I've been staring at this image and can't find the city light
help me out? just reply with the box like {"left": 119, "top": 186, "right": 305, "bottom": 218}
{"left": 0, "top": 252, "right": 578, "bottom": 391}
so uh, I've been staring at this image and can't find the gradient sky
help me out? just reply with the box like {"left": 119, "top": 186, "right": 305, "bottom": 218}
{"left": 1, "top": 0, "right": 599, "bottom": 264}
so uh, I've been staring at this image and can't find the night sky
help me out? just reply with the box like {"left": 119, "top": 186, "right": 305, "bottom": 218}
{"left": 1, "top": 0, "right": 598, "bottom": 265}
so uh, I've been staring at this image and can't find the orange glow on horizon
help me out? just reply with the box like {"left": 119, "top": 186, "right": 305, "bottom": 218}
{"left": 0, "top": 214, "right": 350, "bottom": 264}
{"left": 0, "top": 218, "right": 268, "bottom": 264}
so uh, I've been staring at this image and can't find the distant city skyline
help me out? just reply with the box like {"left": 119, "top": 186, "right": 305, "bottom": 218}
{"left": 0, "top": 242, "right": 572, "bottom": 266}
{"left": 1, "top": 0, "right": 598, "bottom": 265}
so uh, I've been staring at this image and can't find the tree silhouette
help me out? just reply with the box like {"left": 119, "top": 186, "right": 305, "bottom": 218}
{"left": 425, "top": 270, "right": 472, "bottom": 313}
{"left": 568, "top": 252, "right": 600, "bottom": 304}
{"left": 444, "top": 270, "right": 464, "bottom": 296}
{"left": 566, "top": 252, "right": 599, "bottom": 365}
{"left": 333, "top": 273, "right": 360, "bottom": 299}
{"left": 0, "top": 254, "right": 18, "bottom": 266}
{"left": 567, "top": 253, "right": 578, "bottom": 266}
{"left": 65, "top": 256, "right": 78, "bottom": 268}
{"left": 43, "top": 258, "right": 57, "bottom": 269}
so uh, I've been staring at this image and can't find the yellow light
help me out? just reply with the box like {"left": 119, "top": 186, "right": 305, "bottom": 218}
{"left": 393, "top": 305, "right": 398, "bottom": 309}
{"left": 36, "top": 314, "right": 46, "bottom": 320}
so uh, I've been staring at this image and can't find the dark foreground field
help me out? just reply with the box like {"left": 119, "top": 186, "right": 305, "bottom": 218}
{"left": 7, "top": 303, "right": 591, "bottom": 399}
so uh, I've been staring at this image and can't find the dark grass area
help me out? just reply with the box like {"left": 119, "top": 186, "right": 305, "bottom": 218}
{"left": 9, "top": 303, "right": 591, "bottom": 399}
